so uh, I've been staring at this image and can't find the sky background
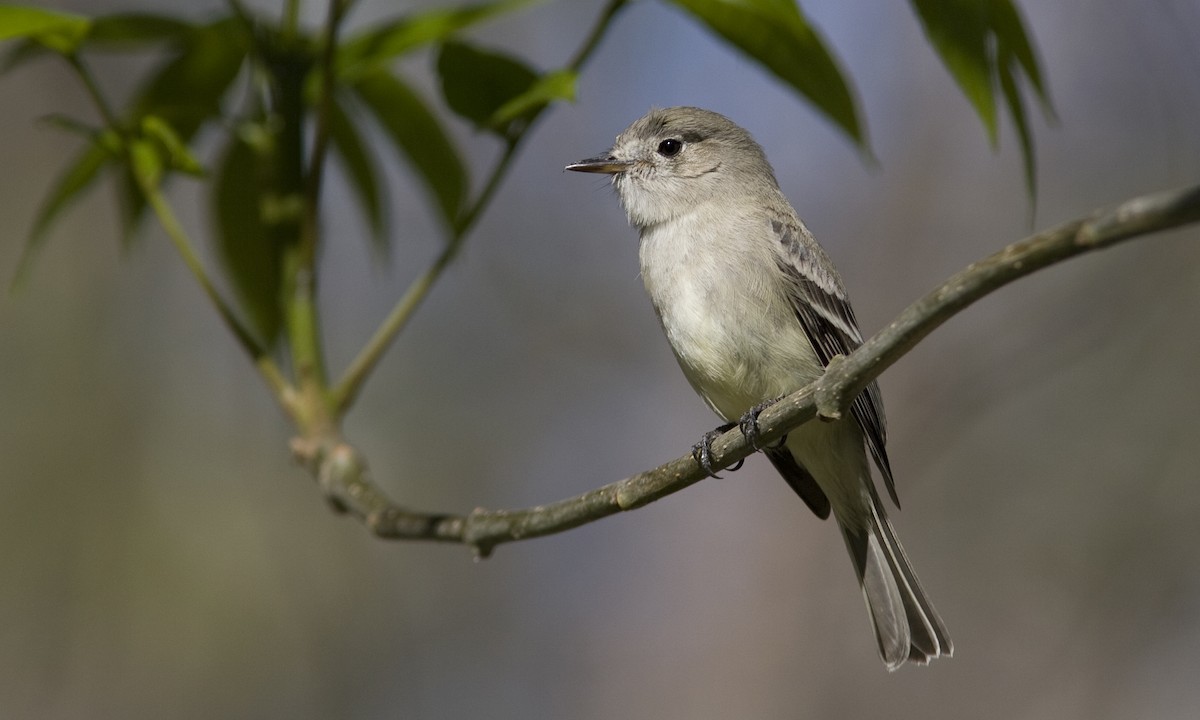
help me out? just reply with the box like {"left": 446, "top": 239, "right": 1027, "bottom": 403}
{"left": 3, "top": 0, "right": 1200, "bottom": 718}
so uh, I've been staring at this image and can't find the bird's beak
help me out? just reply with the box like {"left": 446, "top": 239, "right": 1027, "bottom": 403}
{"left": 565, "top": 154, "right": 632, "bottom": 174}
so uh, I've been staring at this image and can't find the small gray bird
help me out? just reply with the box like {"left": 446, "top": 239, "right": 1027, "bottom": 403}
{"left": 567, "top": 107, "right": 951, "bottom": 670}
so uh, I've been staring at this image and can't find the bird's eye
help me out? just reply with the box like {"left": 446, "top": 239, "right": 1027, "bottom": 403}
{"left": 657, "top": 138, "right": 682, "bottom": 157}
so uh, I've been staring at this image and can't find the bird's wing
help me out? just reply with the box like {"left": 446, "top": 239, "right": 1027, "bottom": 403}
{"left": 769, "top": 214, "right": 899, "bottom": 507}
{"left": 764, "top": 446, "right": 831, "bottom": 519}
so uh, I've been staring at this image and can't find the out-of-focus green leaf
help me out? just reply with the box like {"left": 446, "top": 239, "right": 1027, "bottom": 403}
{"left": 669, "top": 0, "right": 865, "bottom": 147}
{"left": 87, "top": 13, "right": 194, "bottom": 46}
{"left": 3, "top": 12, "right": 194, "bottom": 74}
{"left": 998, "top": 50, "right": 1034, "bottom": 200}
{"left": 213, "top": 133, "right": 284, "bottom": 346}
{"left": 337, "top": 0, "right": 538, "bottom": 79}
{"left": 116, "top": 16, "right": 248, "bottom": 242}
{"left": 127, "top": 137, "right": 163, "bottom": 186}
{"left": 0, "top": 5, "right": 89, "bottom": 54}
{"left": 129, "top": 17, "right": 247, "bottom": 136}
{"left": 114, "top": 168, "right": 143, "bottom": 249}
{"left": 141, "top": 115, "right": 205, "bottom": 176}
{"left": 989, "top": 0, "right": 1052, "bottom": 113}
{"left": 910, "top": 0, "right": 996, "bottom": 142}
{"left": 436, "top": 41, "right": 537, "bottom": 133}
{"left": 490, "top": 68, "right": 576, "bottom": 127}
{"left": 38, "top": 114, "right": 101, "bottom": 139}
{"left": 12, "top": 135, "right": 119, "bottom": 289}
{"left": 328, "top": 95, "right": 386, "bottom": 247}
{"left": 910, "top": 0, "right": 1052, "bottom": 196}
{"left": 0, "top": 38, "right": 46, "bottom": 72}
{"left": 351, "top": 68, "right": 466, "bottom": 228}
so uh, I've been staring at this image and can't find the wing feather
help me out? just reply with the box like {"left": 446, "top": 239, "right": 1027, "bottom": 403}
{"left": 769, "top": 215, "right": 900, "bottom": 507}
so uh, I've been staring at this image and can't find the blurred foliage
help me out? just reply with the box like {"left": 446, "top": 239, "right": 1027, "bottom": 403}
{"left": 0, "top": 0, "right": 1048, "bottom": 393}
{"left": 911, "top": 0, "right": 1053, "bottom": 196}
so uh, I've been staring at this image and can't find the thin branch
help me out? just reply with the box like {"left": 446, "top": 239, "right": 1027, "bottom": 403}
{"left": 329, "top": 0, "right": 632, "bottom": 414}
{"left": 300, "top": 182, "right": 1200, "bottom": 557}
{"left": 567, "top": 0, "right": 628, "bottom": 72}
{"left": 281, "top": 0, "right": 355, "bottom": 429}
{"left": 134, "top": 167, "right": 298, "bottom": 420}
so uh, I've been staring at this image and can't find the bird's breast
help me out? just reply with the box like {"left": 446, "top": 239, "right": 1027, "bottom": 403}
{"left": 638, "top": 209, "right": 822, "bottom": 420}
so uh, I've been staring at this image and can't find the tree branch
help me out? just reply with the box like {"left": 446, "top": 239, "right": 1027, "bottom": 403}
{"left": 297, "top": 182, "right": 1200, "bottom": 557}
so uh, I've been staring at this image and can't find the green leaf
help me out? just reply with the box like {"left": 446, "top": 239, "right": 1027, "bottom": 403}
{"left": 328, "top": 94, "right": 386, "bottom": 247}
{"left": 351, "top": 68, "right": 467, "bottom": 228}
{"left": 910, "top": 0, "right": 997, "bottom": 143}
{"left": 128, "top": 137, "right": 163, "bottom": 186}
{"left": 213, "top": 133, "right": 284, "bottom": 346}
{"left": 998, "top": 50, "right": 1034, "bottom": 202}
{"left": 669, "top": 0, "right": 865, "bottom": 147}
{"left": 12, "top": 137, "right": 118, "bottom": 288}
{"left": 910, "top": 0, "right": 1052, "bottom": 194}
{"left": 87, "top": 13, "right": 194, "bottom": 47}
{"left": 129, "top": 18, "right": 247, "bottom": 136}
{"left": 989, "top": 0, "right": 1052, "bottom": 113}
{"left": 433, "top": 41, "right": 575, "bottom": 136}
{"left": 0, "top": 5, "right": 89, "bottom": 54}
{"left": 490, "top": 68, "right": 576, "bottom": 126}
{"left": 138, "top": 116, "right": 205, "bottom": 176}
{"left": 337, "top": 0, "right": 539, "bottom": 79}
{"left": 436, "top": 40, "right": 537, "bottom": 133}
{"left": 114, "top": 167, "right": 144, "bottom": 250}
{"left": 3, "top": 12, "right": 193, "bottom": 74}
{"left": 0, "top": 38, "right": 48, "bottom": 73}
{"left": 38, "top": 113, "right": 103, "bottom": 140}
{"left": 117, "top": 16, "right": 248, "bottom": 243}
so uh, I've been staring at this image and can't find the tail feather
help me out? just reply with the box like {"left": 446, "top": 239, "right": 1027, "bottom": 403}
{"left": 838, "top": 482, "right": 952, "bottom": 670}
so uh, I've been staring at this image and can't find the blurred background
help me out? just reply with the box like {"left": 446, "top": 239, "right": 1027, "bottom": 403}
{"left": 3, "top": 0, "right": 1200, "bottom": 717}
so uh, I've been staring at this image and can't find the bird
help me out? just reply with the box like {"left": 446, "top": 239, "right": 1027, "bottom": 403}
{"left": 566, "top": 106, "right": 951, "bottom": 670}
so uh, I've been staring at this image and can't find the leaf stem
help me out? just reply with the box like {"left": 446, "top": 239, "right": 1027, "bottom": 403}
{"left": 282, "top": 0, "right": 301, "bottom": 39}
{"left": 134, "top": 159, "right": 298, "bottom": 420}
{"left": 567, "top": 0, "right": 628, "bottom": 72}
{"left": 283, "top": 0, "right": 355, "bottom": 432}
{"left": 66, "top": 54, "right": 119, "bottom": 130}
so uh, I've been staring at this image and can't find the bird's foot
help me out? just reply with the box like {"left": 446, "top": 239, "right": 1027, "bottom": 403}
{"left": 691, "top": 422, "right": 744, "bottom": 479}
{"left": 738, "top": 397, "right": 788, "bottom": 451}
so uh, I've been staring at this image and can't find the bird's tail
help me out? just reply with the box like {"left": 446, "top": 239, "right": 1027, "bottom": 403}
{"left": 836, "top": 482, "right": 953, "bottom": 670}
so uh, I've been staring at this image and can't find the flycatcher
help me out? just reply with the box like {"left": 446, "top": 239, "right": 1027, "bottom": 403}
{"left": 567, "top": 106, "right": 951, "bottom": 670}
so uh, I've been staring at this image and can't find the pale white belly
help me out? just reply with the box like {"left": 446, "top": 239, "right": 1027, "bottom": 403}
{"left": 638, "top": 212, "right": 870, "bottom": 525}
{"left": 638, "top": 214, "right": 823, "bottom": 422}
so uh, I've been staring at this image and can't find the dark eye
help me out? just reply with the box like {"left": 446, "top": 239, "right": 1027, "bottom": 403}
{"left": 657, "top": 138, "right": 682, "bottom": 157}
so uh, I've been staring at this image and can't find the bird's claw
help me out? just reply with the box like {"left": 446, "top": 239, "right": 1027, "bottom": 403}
{"left": 738, "top": 397, "right": 787, "bottom": 451}
{"left": 691, "top": 422, "right": 742, "bottom": 478}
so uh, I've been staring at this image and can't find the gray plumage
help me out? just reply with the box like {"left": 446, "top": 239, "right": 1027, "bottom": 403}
{"left": 567, "top": 107, "right": 951, "bottom": 670}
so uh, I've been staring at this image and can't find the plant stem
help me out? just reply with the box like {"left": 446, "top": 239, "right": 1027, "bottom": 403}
{"left": 135, "top": 160, "right": 298, "bottom": 420}
{"left": 567, "top": 0, "right": 628, "bottom": 72}
{"left": 282, "top": 0, "right": 301, "bottom": 39}
{"left": 284, "top": 0, "right": 355, "bottom": 432}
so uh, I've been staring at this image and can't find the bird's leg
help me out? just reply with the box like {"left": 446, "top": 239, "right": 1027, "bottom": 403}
{"left": 739, "top": 396, "right": 787, "bottom": 451}
{"left": 691, "top": 422, "right": 745, "bottom": 479}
